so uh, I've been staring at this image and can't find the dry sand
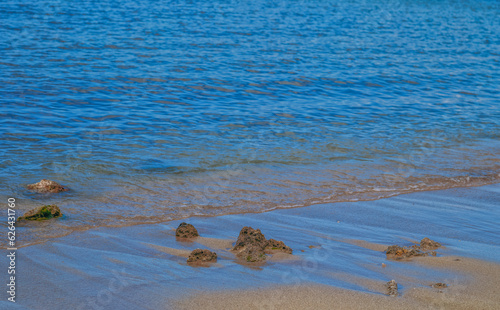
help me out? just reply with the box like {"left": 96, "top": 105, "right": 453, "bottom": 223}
{"left": 3, "top": 184, "right": 499, "bottom": 309}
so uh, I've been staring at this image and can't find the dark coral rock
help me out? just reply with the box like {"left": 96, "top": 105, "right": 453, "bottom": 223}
{"left": 386, "top": 280, "right": 398, "bottom": 297}
{"left": 18, "top": 205, "right": 62, "bottom": 221}
{"left": 187, "top": 249, "right": 217, "bottom": 263}
{"left": 27, "top": 179, "right": 68, "bottom": 193}
{"left": 233, "top": 227, "right": 267, "bottom": 251}
{"left": 419, "top": 237, "right": 441, "bottom": 250}
{"left": 176, "top": 222, "right": 199, "bottom": 238}
{"left": 232, "top": 227, "right": 267, "bottom": 262}
{"left": 264, "top": 239, "right": 293, "bottom": 254}
{"left": 232, "top": 227, "right": 293, "bottom": 263}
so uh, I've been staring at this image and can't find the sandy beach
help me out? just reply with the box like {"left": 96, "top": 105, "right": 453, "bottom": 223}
{"left": 3, "top": 183, "right": 498, "bottom": 309}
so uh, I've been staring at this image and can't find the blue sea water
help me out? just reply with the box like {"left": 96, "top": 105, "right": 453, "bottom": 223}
{"left": 0, "top": 0, "right": 499, "bottom": 242}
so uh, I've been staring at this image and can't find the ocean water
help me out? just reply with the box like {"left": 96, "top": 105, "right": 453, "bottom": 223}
{"left": 0, "top": 0, "right": 499, "bottom": 244}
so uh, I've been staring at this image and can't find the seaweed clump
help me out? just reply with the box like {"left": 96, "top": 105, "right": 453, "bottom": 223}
{"left": 18, "top": 205, "right": 62, "bottom": 221}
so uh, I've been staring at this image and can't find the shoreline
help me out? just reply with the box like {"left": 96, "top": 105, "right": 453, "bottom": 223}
{"left": 5, "top": 183, "right": 500, "bottom": 309}
{"left": 10, "top": 179, "right": 500, "bottom": 249}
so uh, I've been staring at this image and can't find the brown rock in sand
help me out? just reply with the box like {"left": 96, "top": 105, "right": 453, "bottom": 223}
{"left": 432, "top": 283, "right": 448, "bottom": 289}
{"left": 187, "top": 249, "right": 217, "bottom": 263}
{"left": 232, "top": 227, "right": 268, "bottom": 263}
{"left": 232, "top": 227, "right": 292, "bottom": 263}
{"left": 385, "top": 237, "right": 441, "bottom": 260}
{"left": 386, "top": 280, "right": 398, "bottom": 297}
{"left": 176, "top": 223, "right": 199, "bottom": 238}
{"left": 18, "top": 205, "right": 62, "bottom": 221}
{"left": 385, "top": 245, "right": 427, "bottom": 260}
{"left": 27, "top": 179, "right": 68, "bottom": 193}
{"left": 419, "top": 237, "right": 441, "bottom": 250}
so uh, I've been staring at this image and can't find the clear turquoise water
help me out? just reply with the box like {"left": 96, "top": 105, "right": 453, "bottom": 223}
{"left": 1, "top": 0, "right": 499, "bottom": 241}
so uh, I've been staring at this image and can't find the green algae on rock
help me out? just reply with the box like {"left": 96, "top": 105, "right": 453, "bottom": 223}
{"left": 18, "top": 205, "right": 62, "bottom": 221}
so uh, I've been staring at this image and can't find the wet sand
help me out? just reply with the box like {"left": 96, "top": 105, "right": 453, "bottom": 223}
{"left": 176, "top": 256, "right": 500, "bottom": 310}
{"left": 4, "top": 184, "right": 499, "bottom": 309}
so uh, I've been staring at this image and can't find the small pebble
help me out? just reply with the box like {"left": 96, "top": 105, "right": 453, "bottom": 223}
{"left": 386, "top": 280, "right": 398, "bottom": 297}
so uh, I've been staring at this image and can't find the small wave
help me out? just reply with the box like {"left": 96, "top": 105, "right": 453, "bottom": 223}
{"left": 9, "top": 168, "right": 499, "bottom": 248}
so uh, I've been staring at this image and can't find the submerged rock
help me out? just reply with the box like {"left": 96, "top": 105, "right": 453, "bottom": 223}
{"left": 18, "top": 205, "right": 62, "bottom": 221}
{"left": 175, "top": 222, "right": 199, "bottom": 238}
{"left": 232, "top": 227, "right": 292, "bottom": 263}
{"left": 27, "top": 179, "right": 68, "bottom": 193}
{"left": 187, "top": 249, "right": 217, "bottom": 263}
{"left": 386, "top": 280, "right": 398, "bottom": 297}
{"left": 385, "top": 237, "right": 441, "bottom": 260}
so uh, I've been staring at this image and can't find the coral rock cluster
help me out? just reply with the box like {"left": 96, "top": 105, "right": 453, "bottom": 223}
{"left": 232, "top": 226, "right": 293, "bottom": 263}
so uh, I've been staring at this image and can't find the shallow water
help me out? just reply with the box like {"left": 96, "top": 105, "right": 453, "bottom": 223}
{"left": 5, "top": 185, "right": 500, "bottom": 310}
{"left": 0, "top": 0, "right": 499, "bottom": 243}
